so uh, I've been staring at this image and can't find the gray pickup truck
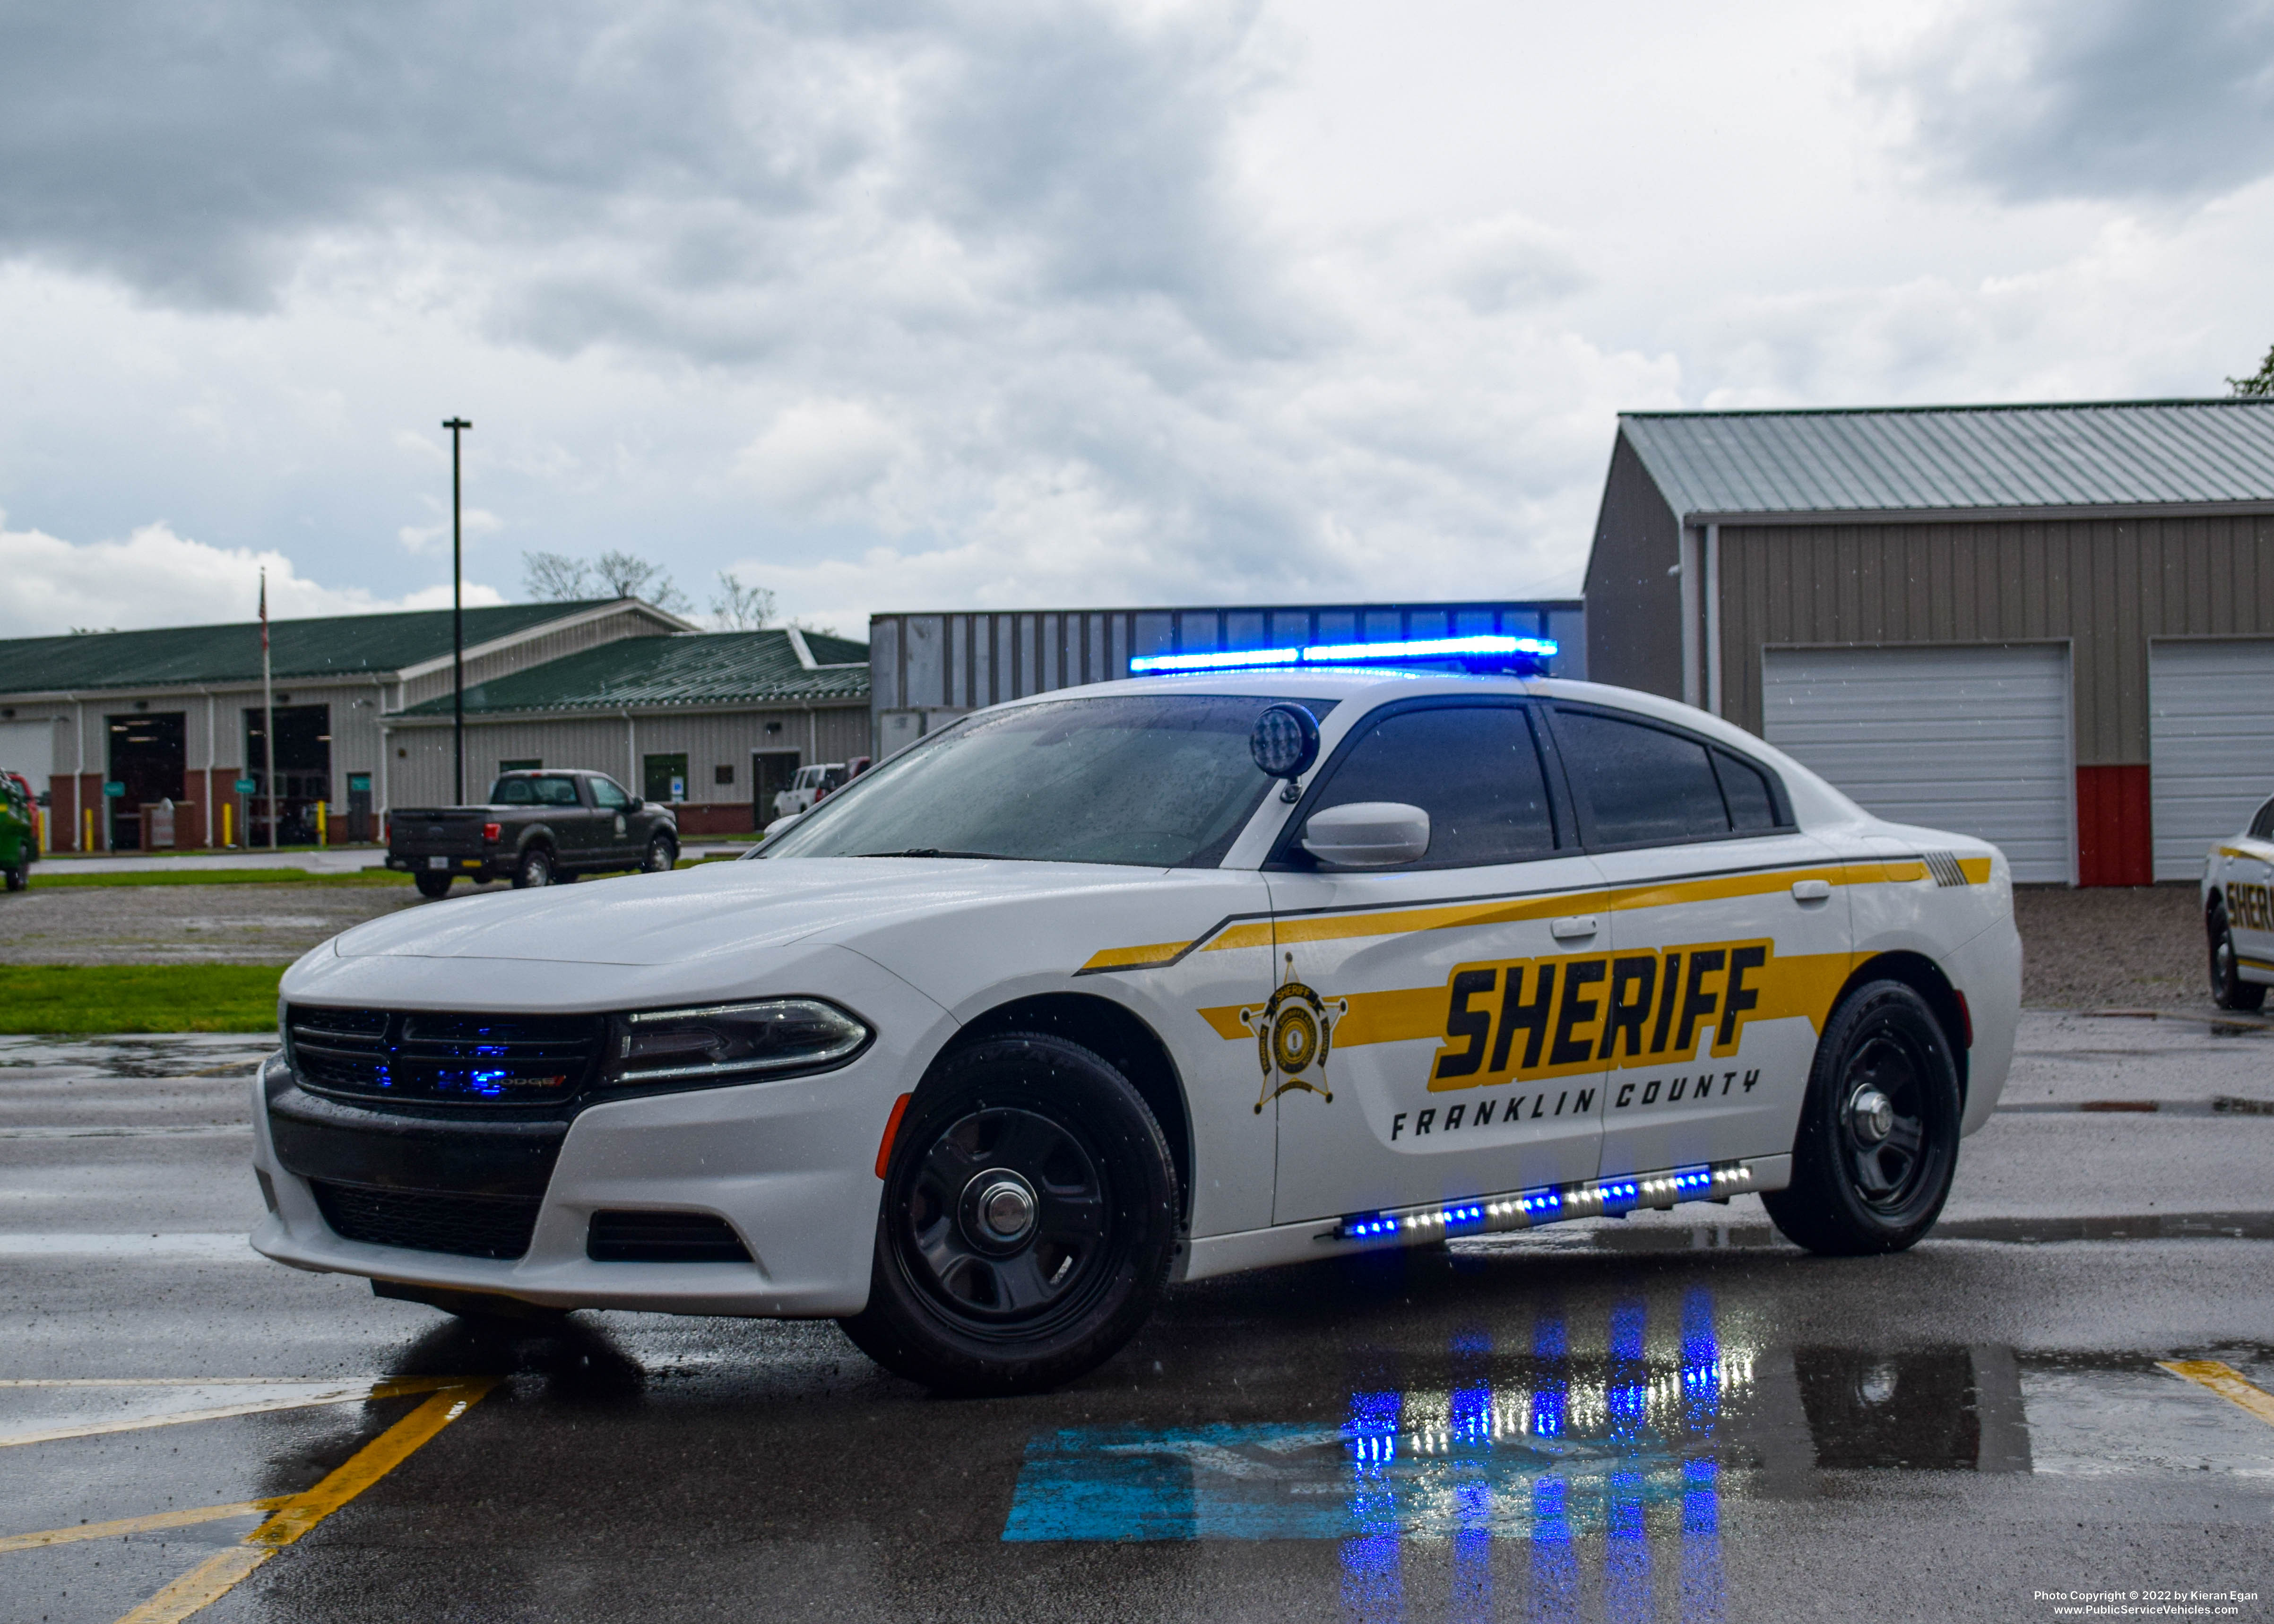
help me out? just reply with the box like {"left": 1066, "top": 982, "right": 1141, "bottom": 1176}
{"left": 385, "top": 769, "right": 679, "bottom": 898}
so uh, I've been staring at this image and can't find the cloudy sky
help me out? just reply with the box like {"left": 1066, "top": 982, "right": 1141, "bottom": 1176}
{"left": 2, "top": 0, "right": 2271, "bottom": 639}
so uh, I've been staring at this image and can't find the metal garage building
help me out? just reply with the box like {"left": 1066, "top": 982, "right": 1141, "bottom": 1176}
{"left": 866, "top": 598, "right": 1585, "bottom": 759}
{"left": 384, "top": 627, "right": 870, "bottom": 836}
{"left": 1582, "top": 399, "right": 2274, "bottom": 884}
{"left": 0, "top": 598, "right": 688, "bottom": 850}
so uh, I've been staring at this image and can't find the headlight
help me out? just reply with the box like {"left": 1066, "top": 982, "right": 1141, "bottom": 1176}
{"left": 607, "top": 999, "right": 870, "bottom": 1087}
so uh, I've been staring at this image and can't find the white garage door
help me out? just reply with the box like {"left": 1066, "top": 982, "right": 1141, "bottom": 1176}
{"left": 0, "top": 719, "right": 53, "bottom": 792}
{"left": 2150, "top": 639, "right": 2274, "bottom": 881}
{"left": 1761, "top": 645, "right": 2072, "bottom": 883}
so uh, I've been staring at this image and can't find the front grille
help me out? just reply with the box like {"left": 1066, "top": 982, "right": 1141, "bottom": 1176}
{"left": 312, "top": 1180, "right": 541, "bottom": 1260}
{"left": 288, "top": 1006, "right": 605, "bottom": 1108}
{"left": 587, "top": 1210, "right": 754, "bottom": 1263}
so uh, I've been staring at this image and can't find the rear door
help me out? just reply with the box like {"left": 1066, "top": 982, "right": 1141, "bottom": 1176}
{"left": 1266, "top": 698, "right": 1607, "bottom": 1226}
{"left": 529, "top": 774, "right": 600, "bottom": 866}
{"left": 1545, "top": 703, "right": 1852, "bottom": 1180}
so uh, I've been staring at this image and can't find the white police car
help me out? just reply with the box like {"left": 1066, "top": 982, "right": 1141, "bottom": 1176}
{"left": 253, "top": 635, "right": 2021, "bottom": 1394}
{"left": 2205, "top": 792, "right": 2274, "bottom": 1011}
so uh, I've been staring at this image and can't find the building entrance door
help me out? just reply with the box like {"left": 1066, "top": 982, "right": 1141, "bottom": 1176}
{"left": 752, "top": 750, "right": 801, "bottom": 826}
{"left": 106, "top": 712, "right": 186, "bottom": 851}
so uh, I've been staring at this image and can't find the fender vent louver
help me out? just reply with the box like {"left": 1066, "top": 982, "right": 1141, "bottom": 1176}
{"left": 1921, "top": 851, "right": 1969, "bottom": 888}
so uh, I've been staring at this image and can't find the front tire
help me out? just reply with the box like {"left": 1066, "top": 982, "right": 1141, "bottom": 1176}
{"left": 837, "top": 1033, "right": 1178, "bottom": 1396}
{"left": 1764, "top": 980, "right": 1962, "bottom": 1256}
{"left": 2209, "top": 901, "right": 2266, "bottom": 1011}
{"left": 413, "top": 872, "right": 452, "bottom": 899}
{"left": 644, "top": 834, "right": 677, "bottom": 873}
{"left": 511, "top": 847, "right": 554, "bottom": 889}
{"left": 2, "top": 861, "right": 24, "bottom": 892}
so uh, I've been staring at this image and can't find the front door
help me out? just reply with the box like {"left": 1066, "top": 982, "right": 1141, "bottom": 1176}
{"left": 1544, "top": 702, "right": 1853, "bottom": 1180}
{"left": 1266, "top": 699, "right": 1608, "bottom": 1226}
{"left": 588, "top": 775, "right": 637, "bottom": 864}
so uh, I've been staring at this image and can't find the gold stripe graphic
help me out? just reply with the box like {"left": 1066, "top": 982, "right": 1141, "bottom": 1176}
{"left": 1083, "top": 856, "right": 1971, "bottom": 973}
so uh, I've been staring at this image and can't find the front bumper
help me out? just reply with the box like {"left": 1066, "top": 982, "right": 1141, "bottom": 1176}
{"left": 251, "top": 953, "right": 952, "bottom": 1317}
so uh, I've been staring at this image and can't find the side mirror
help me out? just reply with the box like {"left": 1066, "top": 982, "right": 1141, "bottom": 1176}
{"left": 1301, "top": 802, "right": 1431, "bottom": 868}
{"left": 762, "top": 812, "right": 804, "bottom": 840}
{"left": 1250, "top": 704, "right": 1320, "bottom": 780}
{"left": 626, "top": 796, "right": 644, "bottom": 812}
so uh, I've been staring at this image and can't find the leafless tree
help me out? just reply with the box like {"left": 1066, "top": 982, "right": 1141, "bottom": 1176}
{"left": 709, "top": 571, "right": 777, "bottom": 630}
{"left": 521, "top": 551, "right": 595, "bottom": 601}
{"left": 593, "top": 550, "right": 692, "bottom": 613}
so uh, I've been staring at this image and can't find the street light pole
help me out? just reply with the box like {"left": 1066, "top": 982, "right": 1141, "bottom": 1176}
{"left": 443, "top": 417, "right": 472, "bottom": 803}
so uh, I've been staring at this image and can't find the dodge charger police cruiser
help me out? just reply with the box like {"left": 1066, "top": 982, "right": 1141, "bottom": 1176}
{"left": 253, "top": 634, "right": 2021, "bottom": 1395}
{"left": 2205, "top": 791, "right": 2274, "bottom": 1011}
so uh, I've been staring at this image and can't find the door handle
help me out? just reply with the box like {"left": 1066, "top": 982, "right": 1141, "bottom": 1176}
{"left": 1550, "top": 916, "right": 1600, "bottom": 940}
{"left": 1791, "top": 879, "right": 1833, "bottom": 903}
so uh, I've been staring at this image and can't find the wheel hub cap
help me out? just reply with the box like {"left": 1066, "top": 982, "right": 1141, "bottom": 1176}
{"left": 1850, "top": 1087, "right": 1895, "bottom": 1143}
{"left": 964, "top": 1169, "right": 1038, "bottom": 1247}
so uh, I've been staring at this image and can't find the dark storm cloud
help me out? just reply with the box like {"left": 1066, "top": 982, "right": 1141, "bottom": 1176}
{"left": 1882, "top": 0, "right": 2274, "bottom": 205}
{"left": 0, "top": 0, "right": 1277, "bottom": 349}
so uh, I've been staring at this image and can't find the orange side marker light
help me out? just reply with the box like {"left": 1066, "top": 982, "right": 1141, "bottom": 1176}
{"left": 875, "top": 1092, "right": 913, "bottom": 1179}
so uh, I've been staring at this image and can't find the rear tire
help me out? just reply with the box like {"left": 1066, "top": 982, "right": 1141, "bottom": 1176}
{"left": 1763, "top": 980, "right": 1962, "bottom": 1256}
{"left": 413, "top": 872, "right": 452, "bottom": 899}
{"left": 2, "top": 860, "right": 24, "bottom": 892}
{"left": 2209, "top": 901, "right": 2267, "bottom": 1011}
{"left": 512, "top": 847, "right": 554, "bottom": 889}
{"left": 837, "top": 1032, "right": 1178, "bottom": 1396}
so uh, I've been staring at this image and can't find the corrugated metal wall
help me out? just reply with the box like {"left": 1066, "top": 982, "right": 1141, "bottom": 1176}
{"left": 869, "top": 599, "right": 1585, "bottom": 753}
{"left": 397, "top": 607, "right": 674, "bottom": 708}
{"left": 384, "top": 703, "right": 871, "bottom": 821}
{"left": 1580, "top": 435, "right": 1683, "bottom": 699}
{"left": 1717, "top": 515, "right": 2274, "bottom": 765}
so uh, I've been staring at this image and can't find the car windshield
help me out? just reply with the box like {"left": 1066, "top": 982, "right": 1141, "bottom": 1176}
{"left": 759, "top": 694, "right": 1319, "bottom": 867}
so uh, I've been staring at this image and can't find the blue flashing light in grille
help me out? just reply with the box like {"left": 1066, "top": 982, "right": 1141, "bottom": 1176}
{"left": 1129, "top": 633, "right": 1556, "bottom": 677}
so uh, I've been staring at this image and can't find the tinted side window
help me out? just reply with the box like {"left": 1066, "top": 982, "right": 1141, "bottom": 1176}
{"left": 1305, "top": 704, "right": 1558, "bottom": 867}
{"left": 1712, "top": 748, "right": 1780, "bottom": 832}
{"left": 491, "top": 777, "right": 536, "bottom": 804}
{"left": 590, "top": 777, "right": 630, "bottom": 810}
{"left": 1554, "top": 708, "right": 1728, "bottom": 846}
{"left": 534, "top": 777, "right": 582, "bottom": 807}
{"left": 2251, "top": 797, "right": 2274, "bottom": 840}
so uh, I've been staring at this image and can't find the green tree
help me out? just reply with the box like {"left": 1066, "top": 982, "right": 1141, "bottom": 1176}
{"left": 2229, "top": 346, "right": 2274, "bottom": 397}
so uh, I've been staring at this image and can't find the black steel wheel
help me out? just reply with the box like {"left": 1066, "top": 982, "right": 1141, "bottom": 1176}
{"left": 1763, "top": 979, "right": 1962, "bottom": 1256}
{"left": 644, "top": 834, "right": 677, "bottom": 873}
{"left": 2209, "top": 900, "right": 2266, "bottom": 1011}
{"left": 838, "top": 1032, "right": 1177, "bottom": 1396}
{"left": 413, "top": 871, "right": 453, "bottom": 899}
{"left": 512, "top": 846, "right": 554, "bottom": 889}
{"left": 2, "top": 861, "right": 24, "bottom": 893}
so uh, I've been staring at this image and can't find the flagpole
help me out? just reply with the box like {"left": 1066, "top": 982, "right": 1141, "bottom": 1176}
{"left": 443, "top": 417, "right": 471, "bottom": 804}
{"left": 260, "top": 569, "right": 276, "bottom": 851}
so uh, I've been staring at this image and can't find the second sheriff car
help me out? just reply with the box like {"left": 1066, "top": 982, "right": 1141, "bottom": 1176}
{"left": 253, "top": 636, "right": 2021, "bottom": 1394}
{"left": 2205, "top": 790, "right": 2274, "bottom": 1011}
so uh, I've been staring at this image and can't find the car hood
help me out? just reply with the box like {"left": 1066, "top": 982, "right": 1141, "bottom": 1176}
{"left": 329, "top": 857, "right": 1173, "bottom": 967}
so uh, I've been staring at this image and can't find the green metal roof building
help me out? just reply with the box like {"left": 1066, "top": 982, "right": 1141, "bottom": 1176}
{"left": 1584, "top": 398, "right": 2274, "bottom": 887}
{"left": 0, "top": 597, "right": 870, "bottom": 848}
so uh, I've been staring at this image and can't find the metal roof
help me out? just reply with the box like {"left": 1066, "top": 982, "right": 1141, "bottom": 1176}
{"left": 1621, "top": 399, "right": 2274, "bottom": 520}
{"left": 0, "top": 600, "right": 624, "bottom": 694}
{"left": 395, "top": 629, "right": 871, "bottom": 717}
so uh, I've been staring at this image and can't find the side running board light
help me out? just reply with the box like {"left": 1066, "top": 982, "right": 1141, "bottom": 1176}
{"left": 1332, "top": 1161, "right": 1755, "bottom": 1243}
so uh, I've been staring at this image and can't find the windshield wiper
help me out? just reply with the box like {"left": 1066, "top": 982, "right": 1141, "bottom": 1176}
{"left": 854, "top": 847, "right": 1012, "bottom": 859}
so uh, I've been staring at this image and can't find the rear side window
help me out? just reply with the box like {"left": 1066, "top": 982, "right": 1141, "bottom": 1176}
{"left": 1713, "top": 749, "right": 1779, "bottom": 832}
{"left": 1553, "top": 708, "right": 1788, "bottom": 847}
{"left": 532, "top": 776, "right": 582, "bottom": 807}
{"left": 1300, "top": 703, "right": 1559, "bottom": 867}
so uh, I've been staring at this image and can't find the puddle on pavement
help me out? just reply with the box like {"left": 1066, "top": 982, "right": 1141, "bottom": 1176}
{"left": 0, "top": 1036, "right": 275, "bottom": 1079}
{"left": 1001, "top": 1291, "right": 2274, "bottom": 1557}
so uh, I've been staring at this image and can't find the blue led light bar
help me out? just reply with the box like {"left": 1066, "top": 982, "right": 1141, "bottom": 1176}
{"left": 1129, "top": 633, "right": 1557, "bottom": 677}
{"left": 1333, "top": 1162, "right": 1752, "bottom": 1244}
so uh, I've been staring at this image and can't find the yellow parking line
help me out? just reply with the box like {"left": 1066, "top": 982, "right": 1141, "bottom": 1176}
{"left": 0, "top": 1375, "right": 464, "bottom": 1449}
{"left": 112, "top": 1378, "right": 497, "bottom": 1624}
{"left": 0, "top": 1499, "right": 283, "bottom": 1555}
{"left": 2158, "top": 1359, "right": 2274, "bottom": 1427}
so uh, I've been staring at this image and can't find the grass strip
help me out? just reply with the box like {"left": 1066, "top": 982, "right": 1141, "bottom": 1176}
{"left": 30, "top": 868, "right": 412, "bottom": 889}
{"left": 0, "top": 965, "right": 285, "bottom": 1034}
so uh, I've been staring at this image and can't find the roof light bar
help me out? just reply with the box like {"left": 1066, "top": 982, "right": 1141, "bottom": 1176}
{"left": 1128, "top": 633, "right": 1557, "bottom": 677}
{"left": 1333, "top": 1161, "right": 1754, "bottom": 1245}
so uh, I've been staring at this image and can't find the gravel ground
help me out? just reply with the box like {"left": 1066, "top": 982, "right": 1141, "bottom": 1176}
{"left": 0, "top": 872, "right": 2228, "bottom": 1012}
{"left": 0, "top": 882, "right": 485, "bottom": 966}
{"left": 2013, "top": 881, "right": 2209, "bottom": 1012}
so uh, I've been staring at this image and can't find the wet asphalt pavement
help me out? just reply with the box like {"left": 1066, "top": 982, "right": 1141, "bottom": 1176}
{"left": 3, "top": 1016, "right": 2271, "bottom": 1624}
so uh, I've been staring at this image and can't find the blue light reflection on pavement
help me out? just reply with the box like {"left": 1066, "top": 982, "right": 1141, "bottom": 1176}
{"left": 1000, "top": 1295, "right": 1740, "bottom": 1620}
